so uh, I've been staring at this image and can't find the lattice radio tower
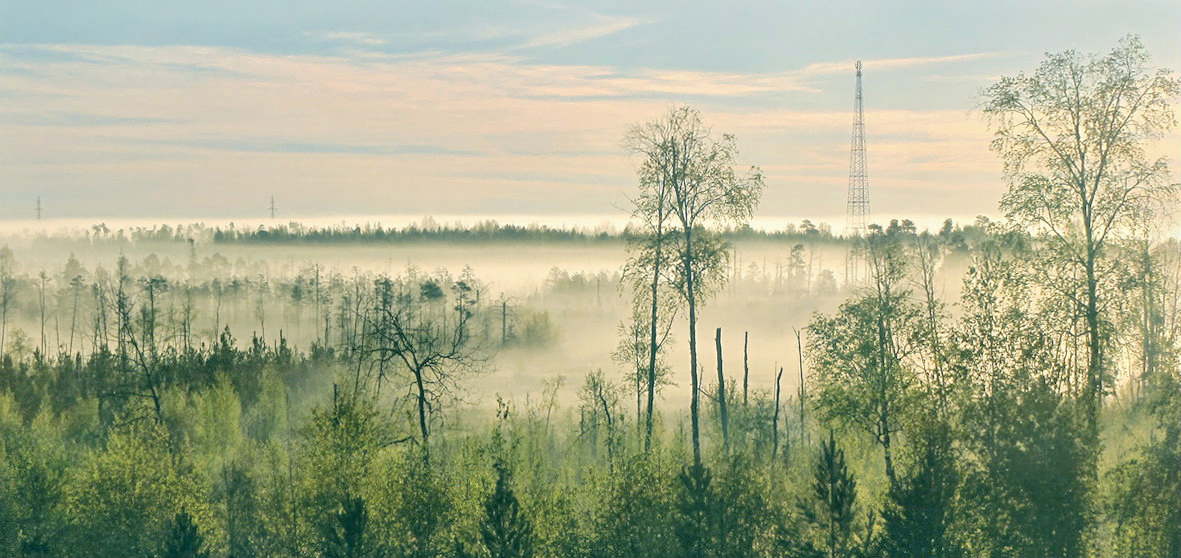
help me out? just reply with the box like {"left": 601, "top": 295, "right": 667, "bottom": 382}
{"left": 845, "top": 61, "right": 871, "bottom": 284}
{"left": 847, "top": 60, "right": 870, "bottom": 236}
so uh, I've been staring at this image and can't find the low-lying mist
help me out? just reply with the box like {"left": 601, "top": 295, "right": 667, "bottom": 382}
{"left": 0, "top": 221, "right": 976, "bottom": 415}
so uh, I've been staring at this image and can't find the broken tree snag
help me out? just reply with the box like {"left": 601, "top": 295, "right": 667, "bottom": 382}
{"left": 773, "top": 366, "right": 783, "bottom": 460}
{"left": 716, "top": 327, "right": 729, "bottom": 452}
{"left": 743, "top": 331, "right": 750, "bottom": 406}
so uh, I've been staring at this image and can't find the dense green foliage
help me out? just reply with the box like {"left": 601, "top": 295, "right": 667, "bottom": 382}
{"left": 0, "top": 231, "right": 1179, "bottom": 557}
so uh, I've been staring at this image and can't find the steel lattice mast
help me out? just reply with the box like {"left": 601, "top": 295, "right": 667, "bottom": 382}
{"left": 846, "top": 60, "right": 870, "bottom": 237}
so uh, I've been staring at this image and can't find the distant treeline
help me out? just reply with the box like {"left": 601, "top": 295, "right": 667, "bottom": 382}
{"left": 214, "top": 220, "right": 619, "bottom": 244}
{"left": 32, "top": 217, "right": 993, "bottom": 249}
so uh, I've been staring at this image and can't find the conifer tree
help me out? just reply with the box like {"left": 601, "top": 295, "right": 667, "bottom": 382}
{"left": 881, "top": 421, "right": 959, "bottom": 557}
{"left": 675, "top": 462, "right": 715, "bottom": 558}
{"left": 799, "top": 432, "right": 857, "bottom": 558}
{"left": 163, "top": 512, "right": 208, "bottom": 558}
{"left": 482, "top": 461, "right": 533, "bottom": 558}
{"left": 323, "top": 495, "right": 368, "bottom": 558}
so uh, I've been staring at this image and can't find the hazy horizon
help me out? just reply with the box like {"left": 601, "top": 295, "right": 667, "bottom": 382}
{"left": 3, "top": 1, "right": 1178, "bottom": 222}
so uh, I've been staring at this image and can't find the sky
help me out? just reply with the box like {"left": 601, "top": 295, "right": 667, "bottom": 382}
{"left": 1, "top": 0, "right": 1179, "bottom": 228}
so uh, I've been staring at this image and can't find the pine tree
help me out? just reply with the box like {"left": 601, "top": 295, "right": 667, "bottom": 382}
{"left": 799, "top": 432, "right": 857, "bottom": 558}
{"left": 882, "top": 421, "right": 959, "bottom": 557}
{"left": 162, "top": 512, "right": 208, "bottom": 558}
{"left": 216, "top": 462, "right": 260, "bottom": 558}
{"left": 482, "top": 461, "right": 533, "bottom": 558}
{"left": 323, "top": 495, "right": 368, "bottom": 558}
{"left": 675, "top": 462, "right": 715, "bottom": 557}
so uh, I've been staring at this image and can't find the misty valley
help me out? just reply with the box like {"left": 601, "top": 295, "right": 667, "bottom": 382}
{"left": 0, "top": 36, "right": 1179, "bottom": 558}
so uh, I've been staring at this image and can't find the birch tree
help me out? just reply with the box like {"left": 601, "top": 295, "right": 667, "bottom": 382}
{"left": 983, "top": 34, "right": 1179, "bottom": 429}
{"left": 626, "top": 106, "right": 763, "bottom": 465}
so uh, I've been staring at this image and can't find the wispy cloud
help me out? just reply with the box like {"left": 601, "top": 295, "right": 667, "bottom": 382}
{"left": 304, "top": 31, "right": 389, "bottom": 46}
{"left": 0, "top": 111, "right": 175, "bottom": 127}
{"left": 3, "top": 42, "right": 1170, "bottom": 220}
{"left": 519, "top": 15, "right": 643, "bottom": 49}
{"left": 122, "top": 137, "right": 486, "bottom": 157}
{"left": 798, "top": 52, "right": 1016, "bottom": 76}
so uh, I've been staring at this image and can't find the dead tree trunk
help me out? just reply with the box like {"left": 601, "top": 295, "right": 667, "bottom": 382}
{"left": 501, "top": 299, "right": 508, "bottom": 346}
{"left": 68, "top": 279, "right": 81, "bottom": 356}
{"left": 38, "top": 271, "right": 47, "bottom": 358}
{"left": 772, "top": 366, "right": 783, "bottom": 461}
{"left": 598, "top": 388, "right": 615, "bottom": 469}
{"left": 743, "top": 331, "right": 750, "bottom": 406}
{"left": 716, "top": 327, "right": 729, "bottom": 452}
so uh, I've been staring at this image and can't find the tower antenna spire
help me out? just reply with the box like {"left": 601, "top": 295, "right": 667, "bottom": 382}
{"left": 35, "top": 196, "right": 43, "bottom": 221}
{"left": 845, "top": 61, "right": 871, "bottom": 284}
{"left": 269, "top": 196, "right": 277, "bottom": 219}
{"left": 846, "top": 60, "right": 870, "bottom": 237}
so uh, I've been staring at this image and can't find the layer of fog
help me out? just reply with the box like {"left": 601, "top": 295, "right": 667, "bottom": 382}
{"left": 0, "top": 230, "right": 971, "bottom": 416}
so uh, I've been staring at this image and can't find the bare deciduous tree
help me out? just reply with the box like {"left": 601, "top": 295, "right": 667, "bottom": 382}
{"left": 364, "top": 269, "right": 485, "bottom": 450}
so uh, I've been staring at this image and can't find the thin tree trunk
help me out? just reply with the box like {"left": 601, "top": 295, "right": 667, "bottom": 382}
{"left": 69, "top": 282, "right": 80, "bottom": 355}
{"left": 686, "top": 230, "right": 701, "bottom": 466}
{"left": 38, "top": 272, "right": 47, "bottom": 358}
{"left": 743, "top": 331, "right": 749, "bottom": 406}
{"left": 314, "top": 265, "right": 322, "bottom": 343}
{"left": 796, "top": 328, "right": 807, "bottom": 446}
{"left": 919, "top": 244, "right": 946, "bottom": 412}
{"left": 871, "top": 254, "right": 899, "bottom": 489}
{"left": 772, "top": 366, "right": 783, "bottom": 460}
{"left": 146, "top": 284, "right": 156, "bottom": 357}
{"left": 716, "top": 327, "right": 729, "bottom": 452}
{"left": 54, "top": 295, "right": 61, "bottom": 355}
{"left": 1081, "top": 197, "right": 1102, "bottom": 437}
{"left": 258, "top": 286, "right": 267, "bottom": 344}
{"left": 414, "top": 368, "right": 430, "bottom": 449}
{"left": 598, "top": 388, "right": 614, "bottom": 467}
{"left": 214, "top": 285, "right": 222, "bottom": 339}
{"left": 645, "top": 215, "right": 664, "bottom": 452}
{"left": 636, "top": 357, "right": 643, "bottom": 443}
{"left": 1141, "top": 245, "right": 1157, "bottom": 394}
{"left": 1085, "top": 244, "right": 1102, "bottom": 434}
{"left": 92, "top": 285, "right": 106, "bottom": 352}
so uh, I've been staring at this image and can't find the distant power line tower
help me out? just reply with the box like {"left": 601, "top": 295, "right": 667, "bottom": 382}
{"left": 846, "top": 60, "right": 870, "bottom": 237}
{"left": 35, "top": 196, "right": 43, "bottom": 220}
{"left": 269, "top": 196, "right": 277, "bottom": 219}
{"left": 845, "top": 61, "right": 871, "bottom": 284}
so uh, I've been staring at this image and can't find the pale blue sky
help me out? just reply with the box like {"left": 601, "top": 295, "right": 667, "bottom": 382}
{"left": 1, "top": 1, "right": 1178, "bottom": 223}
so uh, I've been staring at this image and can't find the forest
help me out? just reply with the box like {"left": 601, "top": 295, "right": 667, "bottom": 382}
{"left": 0, "top": 37, "right": 1178, "bottom": 558}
